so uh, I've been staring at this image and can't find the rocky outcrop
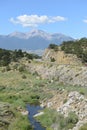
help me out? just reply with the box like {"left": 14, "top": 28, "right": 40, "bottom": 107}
{"left": 40, "top": 91, "right": 87, "bottom": 130}
{"left": 42, "top": 49, "right": 82, "bottom": 65}
{"left": 0, "top": 102, "right": 14, "bottom": 130}
{"left": 28, "top": 61, "right": 87, "bottom": 87}
{"left": 57, "top": 91, "right": 87, "bottom": 130}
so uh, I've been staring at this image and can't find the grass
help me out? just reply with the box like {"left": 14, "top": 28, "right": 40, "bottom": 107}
{"left": 0, "top": 65, "right": 87, "bottom": 130}
{"left": 36, "top": 108, "right": 78, "bottom": 130}
{"left": 79, "top": 123, "right": 87, "bottom": 130}
{"left": 47, "top": 81, "right": 87, "bottom": 97}
{"left": 35, "top": 108, "right": 57, "bottom": 128}
{"left": 8, "top": 112, "right": 32, "bottom": 130}
{"left": 0, "top": 69, "right": 53, "bottom": 130}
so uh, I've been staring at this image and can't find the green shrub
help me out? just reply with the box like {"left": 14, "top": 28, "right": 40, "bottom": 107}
{"left": 33, "top": 71, "right": 39, "bottom": 76}
{"left": 36, "top": 110, "right": 78, "bottom": 130}
{"left": 6, "top": 66, "right": 11, "bottom": 71}
{"left": 50, "top": 57, "right": 55, "bottom": 62}
{"left": 8, "top": 115, "right": 33, "bottom": 130}
{"left": 58, "top": 112, "right": 78, "bottom": 130}
{"left": 61, "top": 38, "right": 87, "bottom": 63}
{"left": 19, "top": 65, "right": 25, "bottom": 72}
{"left": 63, "top": 98, "right": 67, "bottom": 104}
{"left": 31, "top": 95, "right": 40, "bottom": 99}
{"left": 48, "top": 44, "right": 58, "bottom": 50}
{"left": 80, "top": 91, "right": 85, "bottom": 95}
{"left": 1, "top": 68, "right": 6, "bottom": 72}
{"left": 13, "top": 64, "right": 19, "bottom": 70}
{"left": 66, "top": 112, "right": 78, "bottom": 124}
{"left": 22, "top": 75, "right": 27, "bottom": 79}
{"left": 0, "top": 85, "right": 6, "bottom": 91}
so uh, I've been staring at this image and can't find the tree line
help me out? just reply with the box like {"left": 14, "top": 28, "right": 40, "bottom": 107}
{"left": 0, "top": 48, "right": 41, "bottom": 66}
{"left": 48, "top": 38, "right": 87, "bottom": 63}
{"left": 61, "top": 38, "right": 87, "bottom": 63}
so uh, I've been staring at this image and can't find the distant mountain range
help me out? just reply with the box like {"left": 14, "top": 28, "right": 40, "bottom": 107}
{"left": 0, "top": 29, "right": 74, "bottom": 51}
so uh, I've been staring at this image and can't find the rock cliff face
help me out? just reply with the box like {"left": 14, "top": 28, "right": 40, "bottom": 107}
{"left": 42, "top": 48, "right": 82, "bottom": 65}
{"left": 27, "top": 48, "right": 87, "bottom": 87}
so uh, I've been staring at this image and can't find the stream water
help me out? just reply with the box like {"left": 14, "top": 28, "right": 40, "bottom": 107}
{"left": 27, "top": 105, "right": 46, "bottom": 130}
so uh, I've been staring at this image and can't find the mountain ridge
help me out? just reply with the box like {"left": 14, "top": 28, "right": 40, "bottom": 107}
{"left": 0, "top": 29, "right": 74, "bottom": 50}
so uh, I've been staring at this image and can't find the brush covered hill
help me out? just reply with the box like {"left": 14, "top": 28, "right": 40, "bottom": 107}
{"left": 0, "top": 48, "right": 41, "bottom": 67}
{"left": 43, "top": 38, "right": 87, "bottom": 65}
{"left": 61, "top": 38, "right": 87, "bottom": 63}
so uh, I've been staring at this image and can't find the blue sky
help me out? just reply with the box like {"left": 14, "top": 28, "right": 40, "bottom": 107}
{"left": 0, "top": 0, "right": 87, "bottom": 38}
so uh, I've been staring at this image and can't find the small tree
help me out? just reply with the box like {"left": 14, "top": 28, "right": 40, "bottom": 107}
{"left": 50, "top": 57, "right": 55, "bottom": 62}
{"left": 6, "top": 66, "right": 11, "bottom": 71}
{"left": 19, "top": 65, "right": 25, "bottom": 72}
{"left": 48, "top": 44, "right": 58, "bottom": 51}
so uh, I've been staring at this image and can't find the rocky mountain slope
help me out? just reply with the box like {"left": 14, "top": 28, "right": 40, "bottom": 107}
{"left": 27, "top": 47, "right": 87, "bottom": 87}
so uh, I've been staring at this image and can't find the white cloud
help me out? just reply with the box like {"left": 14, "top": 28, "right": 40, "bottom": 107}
{"left": 10, "top": 14, "right": 66, "bottom": 27}
{"left": 83, "top": 19, "right": 87, "bottom": 23}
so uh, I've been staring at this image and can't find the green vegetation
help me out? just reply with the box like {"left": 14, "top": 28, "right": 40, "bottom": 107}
{"left": 47, "top": 81, "right": 87, "bottom": 97}
{"left": 0, "top": 66, "right": 87, "bottom": 130}
{"left": 1, "top": 105, "right": 32, "bottom": 130}
{"left": 50, "top": 57, "right": 55, "bottom": 62}
{"left": 79, "top": 123, "right": 87, "bottom": 130}
{"left": 8, "top": 114, "right": 32, "bottom": 130}
{"left": 0, "top": 48, "right": 41, "bottom": 66}
{"left": 0, "top": 46, "right": 87, "bottom": 130}
{"left": 18, "top": 65, "right": 26, "bottom": 72}
{"left": 0, "top": 69, "right": 50, "bottom": 130}
{"left": 48, "top": 43, "right": 58, "bottom": 51}
{"left": 61, "top": 38, "right": 87, "bottom": 63}
{"left": 48, "top": 38, "right": 87, "bottom": 63}
{"left": 36, "top": 109, "right": 78, "bottom": 130}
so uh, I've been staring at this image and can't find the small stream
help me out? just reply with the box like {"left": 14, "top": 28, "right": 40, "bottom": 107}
{"left": 27, "top": 105, "right": 46, "bottom": 130}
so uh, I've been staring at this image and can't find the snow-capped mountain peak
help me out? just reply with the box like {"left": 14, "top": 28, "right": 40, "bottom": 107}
{"left": 25, "top": 29, "right": 52, "bottom": 40}
{"left": 0, "top": 29, "right": 74, "bottom": 50}
{"left": 8, "top": 31, "right": 26, "bottom": 39}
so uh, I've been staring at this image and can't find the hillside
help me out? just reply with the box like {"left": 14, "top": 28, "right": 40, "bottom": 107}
{"left": 0, "top": 40, "right": 87, "bottom": 130}
{"left": 42, "top": 38, "right": 87, "bottom": 64}
{"left": 61, "top": 38, "right": 87, "bottom": 63}
{"left": 27, "top": 39, "right": 87, "bottom": 87}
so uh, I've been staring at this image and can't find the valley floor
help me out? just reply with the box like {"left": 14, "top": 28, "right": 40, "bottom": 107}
{"left": 0, "top": 60, "right": 87, "bottom": 130}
